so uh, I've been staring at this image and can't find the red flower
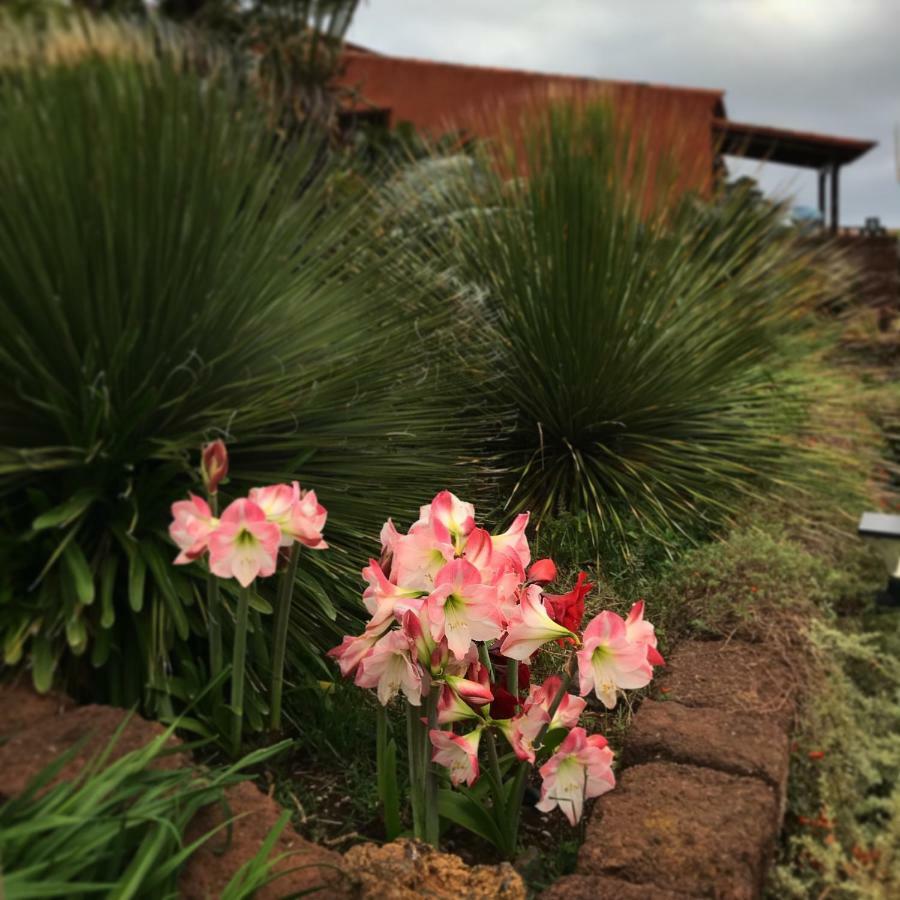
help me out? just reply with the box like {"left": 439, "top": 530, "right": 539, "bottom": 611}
{"left": 544, "top": 571, "right": 593, "bottom": 635}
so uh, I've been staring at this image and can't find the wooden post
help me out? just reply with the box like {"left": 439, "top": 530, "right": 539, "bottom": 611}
{"left": 829, "top": 163, "right": 840, "bottom": 234}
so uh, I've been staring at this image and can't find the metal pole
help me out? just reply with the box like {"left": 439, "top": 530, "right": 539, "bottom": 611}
{"left": 830, "top": 163, "right": 840, "bottom": 234}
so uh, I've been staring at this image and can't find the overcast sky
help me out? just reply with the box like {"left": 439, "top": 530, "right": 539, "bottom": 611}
{"left": 348, "top": 0, "right": 900, "bottom": 227}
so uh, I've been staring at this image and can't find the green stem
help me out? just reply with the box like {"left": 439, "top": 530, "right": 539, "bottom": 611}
{"left": 477, "top": 641, "right": 495, "bottom": 681}
{"left": 423, "top": 684, "right": 440, "bottom": 846}
{"left": 508, "top": 654, "right": 578, "bottom": 849}
{"left": 506, "top": 657, "right": 519, "bottom": 703}
{"left": 206, "top": 493, "right": 222, "bottom": 701}
{"left": 406, "top": 702, "right": 424, "bottom": 839}
{"left": 230, "top": 583, "right": 252, "bottom": 756}
{"left": 376, "top": 705, "right": 401, "bottom": 840}
{"left": 270, "top": 542, "right": 301, "bottom": 732}
{"left": 483, "top": 726, "right": 515, "bottom": 855}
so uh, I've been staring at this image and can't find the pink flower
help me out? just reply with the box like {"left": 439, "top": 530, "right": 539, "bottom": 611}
{"left": 437, "top": 683, "right": 483, "bottom": 724}
{"left": 576, "top": 611, "right": 653, "bottom": 708}
{"left": 362, "top": 559, "right": 425, "bottom": 630}
{"left": 401, "top": 607, "right": 438, "bottom": 668}
{"left": 491, "top": 513, "right": 531, "bottom": 573}
{"left": 169, "top": 494, "right": 218, "bottom": 564}
{"left": 292, "top": 487, "right": 328, "bottom": 549}
{"left": 248, "top": 482, "right": 328, "bottom": 550}
{"left": 379, "top": 518, "right": 401, "bottom": 574}
{"left": 498, "top": 704, "right": 550, "bottom": 763}
{"left": 419, "top": 490, "right": 476, "bottom": 548}
{"left": 535, "top": 727, "right": 615, "bottom": 825}
{"left": 429, "top": 728, "right": 481, "bottom": 786}
{"left": 201, "top": 439, "right": 228, "bottom": 495}
{"left": 327, "top": 630, "right": 381, "bottom": 678}
{"left": 207, "top": 498, "right": 280, "bottom": 587}
{"left": 426, "top": 559, "right": 503, "bottom": 660}
{"left": 527, "top": 558, "right": 557, "bottom": 584}
{"left": 390, "top": 526, "right": 455, "bottom": 593}
{"left": 445, "top": 673, "right": 494, "bottom": 706}
{"left": 625, "top": 600, "right": 665, "bottom": 666}
{"left": 524, "top": 675, "right": 586, "bottom": 730}
{"left": 500, "top": 585, "right": 576, "bottom": 661}
{"left": 355, "top": 630, "right": 423, "bottom": 706}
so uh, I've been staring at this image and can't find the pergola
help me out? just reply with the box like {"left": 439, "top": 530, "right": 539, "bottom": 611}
{"left": 713, "top": 118, "right": 876, "bottom": 232}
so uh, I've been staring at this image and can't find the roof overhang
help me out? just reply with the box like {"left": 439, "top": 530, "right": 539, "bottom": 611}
{"left": 713, "top": 117, "right": 876, "bottom": 168}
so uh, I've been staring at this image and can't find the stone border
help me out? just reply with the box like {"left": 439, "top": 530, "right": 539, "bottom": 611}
{"left": 542, "top": 638, "right": 799, "bottom": 899}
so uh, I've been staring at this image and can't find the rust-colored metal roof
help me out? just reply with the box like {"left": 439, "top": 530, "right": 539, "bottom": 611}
{"left": 337, "top": 49, "right": 726, "bottom": 127}
{"left": 713, "top": 117, "right": 876, "bottom": 168}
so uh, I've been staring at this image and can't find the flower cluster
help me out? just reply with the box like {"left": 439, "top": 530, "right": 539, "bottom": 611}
{"left": 329, "top": 491, "right": 663, "bottom": 826}
{"left": 169, "top": 481, "right": 328, "bottom": 586}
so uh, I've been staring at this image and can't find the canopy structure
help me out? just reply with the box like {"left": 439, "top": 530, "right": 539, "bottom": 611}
{"left": 713, "top": 118, "right": 876, "bottom": 231}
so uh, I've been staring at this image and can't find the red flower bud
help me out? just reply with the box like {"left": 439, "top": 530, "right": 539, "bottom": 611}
{"left": 201, "top": 440, "right": 228, "bottom": 495}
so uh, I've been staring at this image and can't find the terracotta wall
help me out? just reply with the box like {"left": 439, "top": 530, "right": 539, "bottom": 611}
{"left": 336, "top": 52, "right": 723, "bottom": 199}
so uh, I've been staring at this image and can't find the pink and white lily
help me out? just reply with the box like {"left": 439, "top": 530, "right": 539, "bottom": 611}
{"left": 426, "top": 559, "right": 503, "bottom": 660}
{"left": 535, "top": 727, "right": 616, "bottom": 825}
{"left": 576, "top": 611, "right": 653, "bottom": 708}
{"left": 625, "top": 600, "right": 666, "bottom": 667}
{"left": 500, "top": 585, "right": 577, "bottom": 661}
{"left": 362, "top": 559, "right": 425, "bottom": 630}
{"left": 207, "top": 498, "right": 280, "bottom": 587}
{"left": 169, "top": 494, "right": 218, "bottom": 564}
{"left": 429, "top": 728, "right": 482, "bottom": 787}
{"left": 498, "top": 704, "right": 550, "bottom": 764}
{"left": 354, "top": 630, "right": 423, "bottom": 706}
{"left": 390, "top": 526, "right": 455, "bottom": 593}
{"left": 248, "top": 481, "right": 328, "bottom": 550}
{"left": 524, "top": 675, "right": 586, "bottom": 730}
{"left": 491, "top": 512, "right": 531, "bottom": 573}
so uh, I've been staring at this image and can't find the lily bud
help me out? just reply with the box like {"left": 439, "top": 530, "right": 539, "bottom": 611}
{"left": 201, "top": 440, "right": 228, "bottom": 495}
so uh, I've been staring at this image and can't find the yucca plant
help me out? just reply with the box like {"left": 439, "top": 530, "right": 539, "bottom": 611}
{"left": 0, "top": 20, "right": 488, "bottom": 736}
{"left": 396, "top": 102, "right": 826, "bottom": 549}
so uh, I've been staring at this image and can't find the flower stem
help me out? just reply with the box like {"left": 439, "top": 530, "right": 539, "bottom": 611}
{"left": 477, "top": 641, "right": 494, "bottom": 681}
{"left": 270, "top": 542, "right": 300, "bottom": 732}
{"left": 206, "top": 493, "right": 222, "bottom": 701}
{"left": 423, "top": 683, "right": 441, "bottom": 846}
{"left": 230, "top": 583, "right": 252, "bottom": 756}
{"left": 508, "top": 653, "right": 578, "bottom": 848}
{"left": 406, "top": 702, "right": 424, "bottom": 839}
{"left": 506, "top": 657, "right": 519, "bottom": 703}
{"left": 484, "top": 726, "right": 515, "bottom": 856}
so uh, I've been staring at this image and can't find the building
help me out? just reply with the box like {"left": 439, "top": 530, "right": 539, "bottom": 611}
{"left": 336, "top": 46, "right": 876, "bottom": 233}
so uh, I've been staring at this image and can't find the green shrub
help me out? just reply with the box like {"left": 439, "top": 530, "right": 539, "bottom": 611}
{"left": 768, "top": 615, "right": 900, "bottom": 899}
{"left": 0, "top": 21, "right": 488, "bottom": 733}
{"left": 402, "top": 102, "right": 830, "bottom": 548}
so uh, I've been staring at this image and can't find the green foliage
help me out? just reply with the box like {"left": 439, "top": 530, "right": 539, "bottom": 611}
{"left": 403, "top": 102, "right": 831, "bottom": 549}
{"left": 0, "top": 21, "right": 488, "bottom": 734}
{"left": 0, "top": 717, "right": 296, "bottom": 898}
{"left": 768, "top": 614, "right": 900, "bottom": 899}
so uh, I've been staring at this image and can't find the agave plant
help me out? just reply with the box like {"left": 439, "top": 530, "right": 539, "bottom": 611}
{"left": 393, "top": 101, "right": 825, "bottom": 548}
{"left": 0, "top": 20, "right": 488, "bottom": 735}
